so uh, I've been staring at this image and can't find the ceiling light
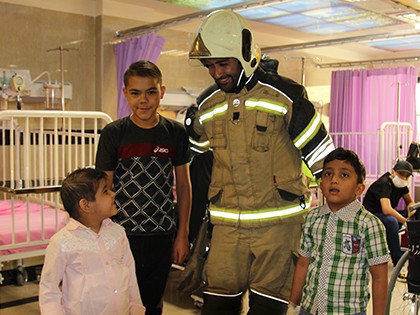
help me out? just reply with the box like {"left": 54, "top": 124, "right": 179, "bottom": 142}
{"left": 397, "top": 12, "right": 420, "bottom": 23}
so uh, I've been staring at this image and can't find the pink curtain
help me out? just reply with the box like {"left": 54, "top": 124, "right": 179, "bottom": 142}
{"left": 113, "top": 33, "right": 166, "bottom": 118}
{"left": 330, "top": 67, "right": 418, "bottom": 174}
{"left": 330, "top": 67, "right": 418, "bottom": 134}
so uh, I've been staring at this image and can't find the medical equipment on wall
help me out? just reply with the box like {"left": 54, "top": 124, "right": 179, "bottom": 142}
{"left": 43, "top": 82, "right": 62, "bottom": 110}
{"left": 28, "top": 70, "right": 72, "bottom": 109}
{"left": 0, "top": 71, "right": 8, "bottom": 110}
{"left": 2, "top": 43, "right": 76, "bottom": 111}
{"left": 0, "top": 68, "right": 72, "bottom": 109}
{"left": 0, "top": 69, "right": 29, "bottom": 110}
{"left": 29, "top": 71, "right": 63, "bottom": 110}
{"left": 10, "top": 73, "right": 25, "bottom": 110}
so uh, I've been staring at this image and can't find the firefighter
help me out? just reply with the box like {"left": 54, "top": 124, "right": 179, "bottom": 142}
{"left": 185, "top": 9, "right": 334, "bottom": 314}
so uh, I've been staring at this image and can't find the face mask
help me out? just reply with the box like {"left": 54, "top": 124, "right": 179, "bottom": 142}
{"left": 392, "top": 176, "right": 408, "bottom": 188}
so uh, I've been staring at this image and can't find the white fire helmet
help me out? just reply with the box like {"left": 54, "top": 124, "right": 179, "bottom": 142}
{"left": 189, "top": 9, "right": 261, "bottom": 77}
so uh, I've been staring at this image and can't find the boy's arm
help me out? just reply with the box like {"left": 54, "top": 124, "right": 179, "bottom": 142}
{"left": 38, "top": 240, "right": 66, "bottom": 315}
{"left": 403, "top": 192, "right": 415, "bottom": 211}
{"left": 380, "top": 198, "right": 407, "bottom": 224}
{"left": 289, "top": 255, "right": 310, "bottom": 306}
{"left": 173, "top": 163, "right": 192, "bottom": 265}
{"left": 370, "top": 262, "right": 388, "bottom": 315}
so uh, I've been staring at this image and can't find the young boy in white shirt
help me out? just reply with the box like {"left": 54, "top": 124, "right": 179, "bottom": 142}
{"left": 39, "top": 167, "right": 144, "bottom": 315}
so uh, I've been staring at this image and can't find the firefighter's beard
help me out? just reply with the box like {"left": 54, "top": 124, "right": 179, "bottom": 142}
{"left": 215, "top": 72, "right": 241, "bottom": 93}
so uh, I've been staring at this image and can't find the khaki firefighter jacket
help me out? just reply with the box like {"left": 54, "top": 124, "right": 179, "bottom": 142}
{"left": 187, "top": 68, "right": 334, "bottom": 228}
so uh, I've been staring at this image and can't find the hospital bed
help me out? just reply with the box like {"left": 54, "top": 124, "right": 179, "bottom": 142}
{"left": 0, "top": 110, "right": 112, "bottom": 284}
{"left": 331, "top": 122, "right": 413, "bottom": 180}
{"left": 312, "top": 122, "right": 414, "bottom": 206}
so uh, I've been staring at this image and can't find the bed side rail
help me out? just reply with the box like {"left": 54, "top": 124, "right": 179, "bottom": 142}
{"left": 0, "top": 110, "right": 113, "bottom": 192}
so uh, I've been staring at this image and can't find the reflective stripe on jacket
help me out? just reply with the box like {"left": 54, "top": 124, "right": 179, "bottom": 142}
{"left": 209, "top": 199, "right": 311, "bottom": 227}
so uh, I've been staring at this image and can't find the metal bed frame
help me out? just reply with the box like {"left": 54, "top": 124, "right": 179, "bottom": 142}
{"left": 0, "top": 110, "right": 112, "bottom": 284}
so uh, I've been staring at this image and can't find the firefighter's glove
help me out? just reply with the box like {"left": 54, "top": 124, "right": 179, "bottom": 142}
{"left": 184, "top": 104, "right": 201, "bottom": 141}
{"left": 185, "top": 104, "right": 198, "bottom": 127}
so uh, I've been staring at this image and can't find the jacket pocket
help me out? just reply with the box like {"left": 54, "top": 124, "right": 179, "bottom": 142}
{"left": 274, "top": 176, "right": 309, "bottom": 208}
{"left": 252, "top": 125, "right": 270, "bottom": 152}
{"left": 251, "top": 111, "right": 275, "bottom": 152}
{"left": 277, "top": 188, "right": 307, "bottom": 209}
{"left": 277, "top": 188, "right": 301, "bottom": 201}
{"left": 208, "top": 186, "right": 223, "bottom": 205}
{"left": 211, "top": 120, "right": 227, "bottom": 149}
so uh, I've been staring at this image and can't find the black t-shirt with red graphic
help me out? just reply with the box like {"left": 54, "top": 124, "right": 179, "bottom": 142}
{"left": 96, "top": 115, "right": 191, "bottom": 235}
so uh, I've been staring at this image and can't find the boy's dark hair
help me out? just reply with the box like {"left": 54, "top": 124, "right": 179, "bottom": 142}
{"left": 323, "top": 147, "right": 366, "bottom": 184}
{"left": 60, "top": 167, "right": 108, "bottom": 219}
{"left": 123, "top": 60, "right": 162, "bottom": 87}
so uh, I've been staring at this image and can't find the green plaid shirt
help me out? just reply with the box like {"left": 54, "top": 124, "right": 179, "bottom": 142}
{"left": 299, "top": 199, "right": 389, "bottom": 314}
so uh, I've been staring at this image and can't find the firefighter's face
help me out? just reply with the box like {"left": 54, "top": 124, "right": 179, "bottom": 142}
{"left": 201, "top": 58, "right": 242, "bottom": 92}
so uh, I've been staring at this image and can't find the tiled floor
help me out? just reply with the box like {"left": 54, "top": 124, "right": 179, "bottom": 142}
{"left": 0, "top": 262, "right": 408, "bottom": 315}
{"left": 0, "top": 266, "right": 202, "bottom": 315}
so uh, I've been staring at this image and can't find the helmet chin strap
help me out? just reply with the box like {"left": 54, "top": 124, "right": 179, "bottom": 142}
{"left": 233, "top": 68, "right": 248, "bottom": 94}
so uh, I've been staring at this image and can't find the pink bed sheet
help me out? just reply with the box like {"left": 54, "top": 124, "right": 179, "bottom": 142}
{"left": 0, "top": 200, "right": 69, "bottom": 255}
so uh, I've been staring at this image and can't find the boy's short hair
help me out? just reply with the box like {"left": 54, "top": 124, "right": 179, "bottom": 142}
{"left": 60, "top": 167, "right": 108, "bottom": 219}
{"left": 323, "top": 147, "right": 366, "bottom": 184}
{"left": 123, "top": 60, "right": 162, "bottom": 87}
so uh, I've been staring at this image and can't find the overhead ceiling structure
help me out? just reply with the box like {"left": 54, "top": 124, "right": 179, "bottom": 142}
{"left": 116, "top": 0, "right": 420, "bottom": 68}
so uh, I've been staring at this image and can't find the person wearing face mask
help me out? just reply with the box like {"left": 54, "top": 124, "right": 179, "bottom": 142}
{"left": 363, "top": 160, "right": 415, "bottom": 270}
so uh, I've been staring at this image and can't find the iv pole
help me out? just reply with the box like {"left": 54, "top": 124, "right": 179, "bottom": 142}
{"left": 285, "top": 56, "right": 320, "bottom": 86}
{"left": 46, "top": 46, "right": 75, "bottom": 111}
{"left": 394, "top": 82, "right": 408, "bottom": 161}
{"left": 396, "top": 82, "right": 401, "bottom": 159}
{"left": 300, "top": 57, "right": 306, "bottom": 86}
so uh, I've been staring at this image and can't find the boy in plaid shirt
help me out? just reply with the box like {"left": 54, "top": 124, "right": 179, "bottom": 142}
{"left": 288, "top": 148, "right": 389, "bottom": 315}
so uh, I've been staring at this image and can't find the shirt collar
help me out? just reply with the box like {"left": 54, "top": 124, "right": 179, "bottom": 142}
{"left": 66, "top": 217, "right": 113, "bottom": 232}
{"left": 318, "top": 199, "right": 362, "bottom": 221}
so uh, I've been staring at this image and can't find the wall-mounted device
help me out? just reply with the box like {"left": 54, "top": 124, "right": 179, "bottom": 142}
{"left": 11, "top": 73, "right": 25, "bottom": 109}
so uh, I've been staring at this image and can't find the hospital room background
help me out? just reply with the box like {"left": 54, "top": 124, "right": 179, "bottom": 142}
{"left": 1, "top": 0, "right": 420, "bottom": 314}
